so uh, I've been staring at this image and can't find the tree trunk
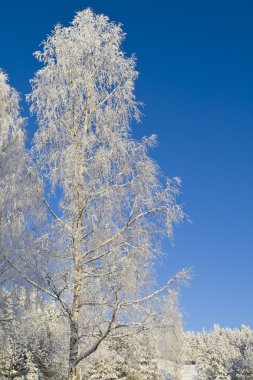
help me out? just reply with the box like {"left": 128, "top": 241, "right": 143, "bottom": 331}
{"left": 68, "top": 247, "right": 82, "bottom": 380}
{"left": 69, "top": 366, "right": 78, "bottom": 380}
{"left": 68, "top": 98, "right": 89, "bottom": 380}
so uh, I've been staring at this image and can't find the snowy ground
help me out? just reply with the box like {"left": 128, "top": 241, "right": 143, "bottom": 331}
{"left": 158, "top": 360, "right": 199, "bottom": 380}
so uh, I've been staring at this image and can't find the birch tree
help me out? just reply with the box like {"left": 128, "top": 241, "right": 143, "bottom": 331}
{"left": 27, "top": 9, "right": 187, "bottom": 379}
{"left": 0, "top": 70, "right": 26, "bottom": 287}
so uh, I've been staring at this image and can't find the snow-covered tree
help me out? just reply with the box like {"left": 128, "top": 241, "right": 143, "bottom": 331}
{"left": 154, "top": 291, "right": 186, "bottom": 380}
{"left": 185, "top": 325, "right": 253, "bottom": 380}
{"left": 0, "top": 287, "right": 66, "bottom": 379}
{"left": 81, "top": 332, "right": 162, "bottom": 380}
{"left": 0, "top": 70, "right": 26, "bottom": 286}
{"left": 26, "top": 8, "right": 187, "bottom": 379}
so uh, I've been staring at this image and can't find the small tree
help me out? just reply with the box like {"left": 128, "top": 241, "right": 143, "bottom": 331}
{"left": 154, "top": 291, "right": 186, "bottom": 380}
{"left": 81, "top": 332, "right": 162, "bottom": 380}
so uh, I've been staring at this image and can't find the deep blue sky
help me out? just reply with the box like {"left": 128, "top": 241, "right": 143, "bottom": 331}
{"left": 1, "top": 0, "right": 253, "bottom": 331}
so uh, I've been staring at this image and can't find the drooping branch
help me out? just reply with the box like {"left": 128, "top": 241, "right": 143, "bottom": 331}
{"left": 121, "top": 269, "right": 191, "bottom": 307}
{"left": 3, "top": 255, "right": 71, "bottom": 317}
{"left": 82, "top": 206, "right": 168, "bottom": 258}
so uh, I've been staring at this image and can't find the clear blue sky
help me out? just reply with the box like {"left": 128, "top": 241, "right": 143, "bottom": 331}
{"left": 1, "top": 0, "right": 252, "bottom": 332}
